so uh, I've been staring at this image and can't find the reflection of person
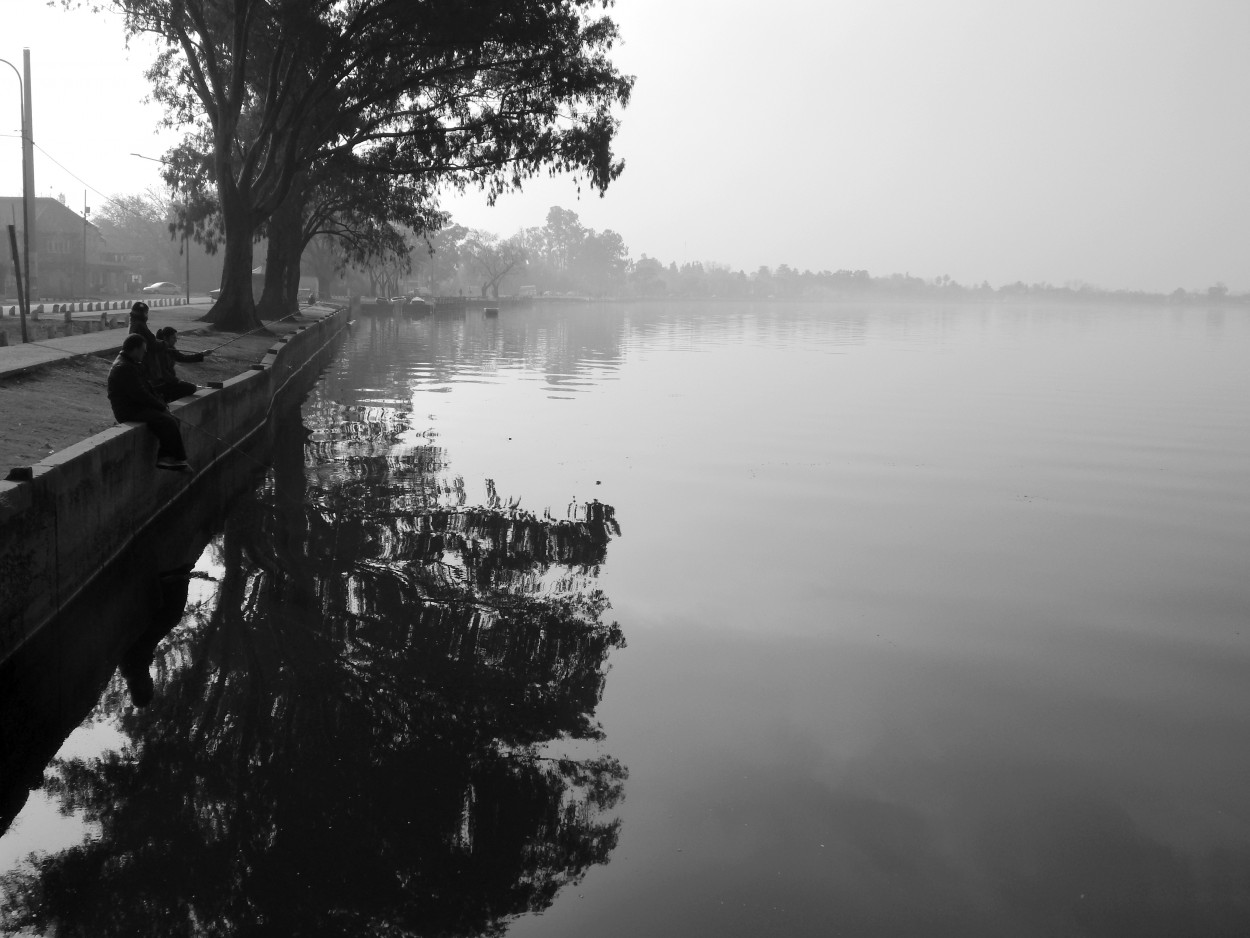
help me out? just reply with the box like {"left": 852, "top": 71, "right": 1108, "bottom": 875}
{"left": 107, "top": 334, "right": 191, "bottom": 472}
{"left": 119, "top": 563, "right": 193, "bottom": 707}
{"left": 154, "top": 326, "right": 210, "bottom": 401}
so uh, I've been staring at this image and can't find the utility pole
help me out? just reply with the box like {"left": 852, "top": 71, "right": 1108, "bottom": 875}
{"left": 21, "top": 50, "right": 35, "bottom": 304}
{"left": 0, "top": 51, "right": 32, "bottom": 340}
{"left": 82, "top": 191, "right": 89, "bottom": 299}
{"left": 6, "top": 224, "right": 28, "bottom": 343}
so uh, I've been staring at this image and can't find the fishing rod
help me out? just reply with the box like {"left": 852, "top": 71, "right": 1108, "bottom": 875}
{"left": 3, "top": 308, "right": 313, "bottom": 361}
{"left": 203, "top": 309, "right": 314, "bottom": 352}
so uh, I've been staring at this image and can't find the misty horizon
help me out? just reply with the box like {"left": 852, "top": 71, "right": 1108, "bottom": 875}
{"left": 3, "top": 0, "right": 1248, "bottom": 295}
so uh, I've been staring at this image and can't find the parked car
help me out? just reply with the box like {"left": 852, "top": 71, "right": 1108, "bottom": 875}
{"left": 142, "top": 281, "right": 182, "bottom": 295}
{"left": 208, "top": 288, "right": 222, "bottom": 300}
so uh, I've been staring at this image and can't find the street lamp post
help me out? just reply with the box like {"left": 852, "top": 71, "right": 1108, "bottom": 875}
{"left": 131, "top": 152, "right": 190, "bottom": 304}
{"left": 1, "top": 54, "right": 31, "bottom": 342}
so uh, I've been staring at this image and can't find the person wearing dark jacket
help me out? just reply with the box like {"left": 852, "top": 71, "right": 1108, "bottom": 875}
{"left": 108, "top": 334, "right": 190, "bottom": 471}
{"left": 153, "top": 326, "right": 211, "bottom": 401}
{"left": 127, "top": 301, "right": 164, "bottom": 387}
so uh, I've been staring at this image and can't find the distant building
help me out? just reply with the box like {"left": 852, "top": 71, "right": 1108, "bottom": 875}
{"left": 98, "top": 228, "right": 156, "bottom": 294}
{"left": 0, "top": 196, "right": 138, "bottom": 299}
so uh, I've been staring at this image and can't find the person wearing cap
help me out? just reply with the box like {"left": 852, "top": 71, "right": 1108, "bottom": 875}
{"left": 153, "top": 326, "right": 212, "bottom": 401}
{"left": 107, "top": 333, "right": 191, "bottom": 472}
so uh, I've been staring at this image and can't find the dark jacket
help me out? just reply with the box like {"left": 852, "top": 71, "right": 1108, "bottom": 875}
{"left": 154, "top": 343, "right": 206, "bottom": 386}
{"left": 127, "top": 319, "right": 163, "bottom": 384}
{"left": 108, "top": 353, "right": 167, "bottom": 419}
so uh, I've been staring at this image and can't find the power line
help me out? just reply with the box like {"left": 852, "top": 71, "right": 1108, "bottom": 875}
{"left": 32, "top": 141, "right": 156, "bottom": 209}
{"left": 0, "top": 134, "right": 174, "bottom": 213}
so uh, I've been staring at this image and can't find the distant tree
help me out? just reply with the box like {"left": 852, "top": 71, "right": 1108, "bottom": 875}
{"left": 465, "top": 232, "right": 527, "bottom": 299}
{"left": 630, "top": 255, "right": 666, "bottom": 296}
{"left": 773, "top": 263, "right": 801, "bottom": 297}
{"left": 421, "top": 224, "right": 472, "bottom": 296}
{"left": 93, "top": 191, "right": 185, "bottom": 283}
{"left": 577, "top": 229, "right": 630, "bottom": 296}
{"left": 705, "top": 262, "right": 746, "bottom": 298}
{"left": 673, "top": 261, "right": 707, "bottom": 297}
{"left": 543, "top": 207, "right": 588, "bottom": 277}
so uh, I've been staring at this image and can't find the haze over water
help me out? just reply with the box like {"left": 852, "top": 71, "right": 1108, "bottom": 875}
{"left": 3, "top": 300, "right": 1249, "bottom": 935}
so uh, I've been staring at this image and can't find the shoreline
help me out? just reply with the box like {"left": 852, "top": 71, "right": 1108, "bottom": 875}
{"left": 0, "top": 302, "right": 352, "bottom": 665}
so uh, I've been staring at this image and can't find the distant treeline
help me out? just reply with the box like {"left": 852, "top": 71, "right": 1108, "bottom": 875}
{"left": 622, "top": 265, "right": 1248, "bottom": 305}
{"left": 453, "top": 208, "right": 1244, "bottom": 305}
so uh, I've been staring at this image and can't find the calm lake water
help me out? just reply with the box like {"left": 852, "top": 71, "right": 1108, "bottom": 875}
{"left": 2, "top": 300, "right": 1249, "bottom": 936}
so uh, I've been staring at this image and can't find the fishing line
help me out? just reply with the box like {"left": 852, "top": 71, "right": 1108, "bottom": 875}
{"left": 170, "top": 412, "right": 316, "bottom": 518}
{"left": 3, "top": 307, "right": 312, "bottom": 365}
{"left": 204, "top": 309, "right": 309, "bottom": 351}
{"left": 170, "top": 412, "right": 272, "bottom": 474}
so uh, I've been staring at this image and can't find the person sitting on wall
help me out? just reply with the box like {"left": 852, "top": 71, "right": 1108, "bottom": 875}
{"left": 107, "top": 333, "right": 192, "bottom": 472}
{"left": 127, "top": 300, "right": 164, "bottom": 388}
{"left": 153, "top": 326, "right": 211, "bottom": 401}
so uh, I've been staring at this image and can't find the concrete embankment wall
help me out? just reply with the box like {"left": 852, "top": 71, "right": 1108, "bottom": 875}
{"left": 0, "top": 306, "right": 351, "bottom": 665}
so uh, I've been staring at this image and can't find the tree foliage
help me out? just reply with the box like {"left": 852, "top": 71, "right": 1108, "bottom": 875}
{"left": 77, "top": 0, "right": 632, "bottom": 331}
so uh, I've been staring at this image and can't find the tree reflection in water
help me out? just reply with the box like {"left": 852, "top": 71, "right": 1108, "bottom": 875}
{"left": 1, "top": 392, "right": 626, "bottom": 937}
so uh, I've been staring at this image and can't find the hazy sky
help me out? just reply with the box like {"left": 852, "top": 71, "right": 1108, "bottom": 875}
{"left": 3, "top": 0, "right": 1247, "bottom": 291}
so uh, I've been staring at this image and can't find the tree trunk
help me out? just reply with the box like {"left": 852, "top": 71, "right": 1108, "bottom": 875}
{"left": 202, "top": 185, "right": 262, "bottom": 332}
{"left": 256, "top": 222, "right": 303, "bottom": 320}
{"left": 256, "top": 184, "right": 305, "bottom": 321}
{"left": 305, "top": 234, "right": 340, "bottom": 301}
{"left": 285, "top": 251, "right": 302, "bottom": 310}
{"left": 256, "top": 235, "right": 288, "bottom": 322}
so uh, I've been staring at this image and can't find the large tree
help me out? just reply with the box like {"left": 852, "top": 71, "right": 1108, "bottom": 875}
{"left": 88, "top": 0, "right": 632, "bottom": 331}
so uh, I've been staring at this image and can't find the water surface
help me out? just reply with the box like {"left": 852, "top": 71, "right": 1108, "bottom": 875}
{"left": 3, "top": 301, "right": 1248, "bottom": 936}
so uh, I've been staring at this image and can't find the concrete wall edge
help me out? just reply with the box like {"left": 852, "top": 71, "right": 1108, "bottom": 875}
{"left": 0, "top": 307, "right": 351, "bottom": 665}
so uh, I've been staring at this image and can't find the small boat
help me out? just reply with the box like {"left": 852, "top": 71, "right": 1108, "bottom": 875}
{"left": 398, "top": 296, "right": 432, "bottom": 317}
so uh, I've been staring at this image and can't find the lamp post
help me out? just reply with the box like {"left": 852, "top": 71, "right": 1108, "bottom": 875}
{"left": 131, "top": 152, "right": 190, "bottom": 304}
{"left": 1, "top": 54, "right": 31, "bottom": 342}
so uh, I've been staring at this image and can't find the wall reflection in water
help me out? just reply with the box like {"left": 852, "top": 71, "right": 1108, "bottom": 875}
{"left": 1, "top": 376, "right": 625, "bottom": 936}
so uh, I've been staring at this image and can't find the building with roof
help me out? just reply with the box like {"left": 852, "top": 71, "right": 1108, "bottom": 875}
{"left": 0, "top": 196, "right": 141, "bottom": 300}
